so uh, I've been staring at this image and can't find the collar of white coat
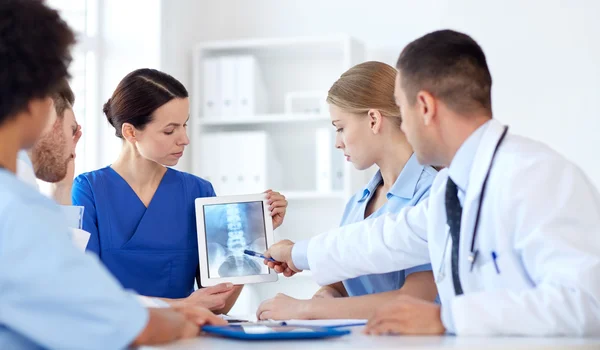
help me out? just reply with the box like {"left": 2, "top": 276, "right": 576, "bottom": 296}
{"left": 447, "top": 120, "right": 491, "bottom": 194}
{"left": 358, "top": 153, "right": 423, "bottom": 201}
{"left": 458, "top": 118, "right": 507, "bottom": 204}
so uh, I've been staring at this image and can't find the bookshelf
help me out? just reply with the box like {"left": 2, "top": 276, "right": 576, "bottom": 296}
{"left": 190, "top": 35, "right": 368, "bottom": 315}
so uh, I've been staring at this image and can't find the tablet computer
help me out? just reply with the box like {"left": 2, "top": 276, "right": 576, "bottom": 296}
{"left": 195, "top": 193, "right": 278, "bottom": 287}
{"left": 201, "top": 325, "right": 351, "bottom": 340}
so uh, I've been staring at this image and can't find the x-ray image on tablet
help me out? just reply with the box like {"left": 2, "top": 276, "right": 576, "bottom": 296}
{"left": 195, "top": 194, "right": 277, "bottom": 286}
{"left": 204, "top": 201, "right": 269, "bottom": 278}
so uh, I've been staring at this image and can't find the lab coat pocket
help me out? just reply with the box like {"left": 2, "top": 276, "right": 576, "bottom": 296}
{"left": 479, "top": 250, "right": 533, "bottom": 292}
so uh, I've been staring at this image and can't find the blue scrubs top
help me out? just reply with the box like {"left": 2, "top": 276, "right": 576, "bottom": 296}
{"left": 0, "top": 169, "right": 147, "bottom": 350}
{"left": 72, "top": 166, "right": 215, "bottom": 299}
{"left": 341, "top": 154, "right": 437, "bottom": 296}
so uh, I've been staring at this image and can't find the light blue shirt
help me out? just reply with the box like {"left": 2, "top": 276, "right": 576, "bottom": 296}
{"left": 448, "top": 120, "right": 491, "bottom": 205}
{"left": 340, "top": 154, "right": 436, "bottom": 296}
{"left": 16, "top": 150, "right": 38, "bottom": 189}
{"left": 293, "top": 154, "right": 436, "bottom": 297}
{"left": 0, "top": 169, "right": 148, "bottom": 350}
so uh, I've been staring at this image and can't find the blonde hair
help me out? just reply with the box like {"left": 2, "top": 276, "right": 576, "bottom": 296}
{"left": 327, "top": 61, "right": 401, "bottom": 127}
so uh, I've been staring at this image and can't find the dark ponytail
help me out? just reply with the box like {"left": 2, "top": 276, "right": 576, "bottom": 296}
{"left": 102, "top": 97, "right": 113, "bottom": 127}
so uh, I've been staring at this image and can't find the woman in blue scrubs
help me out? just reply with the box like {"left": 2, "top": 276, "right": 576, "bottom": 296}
{"left": 257, "top": 62, "right": 437, "bottom": 320}
{"left": 73, "top": 69, "right": 288, "bottom": 313}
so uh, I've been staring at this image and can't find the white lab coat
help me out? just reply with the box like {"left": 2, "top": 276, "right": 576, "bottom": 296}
{"left": 306, "top": 119, "right": 600, "bottom": 336}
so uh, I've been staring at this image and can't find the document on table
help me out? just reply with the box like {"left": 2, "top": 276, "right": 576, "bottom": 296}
{"left": 220, "top": 315, "right": 366, "bottom": 328}
{"left": 282, "top": 319, "right": 367, "bottom": 328}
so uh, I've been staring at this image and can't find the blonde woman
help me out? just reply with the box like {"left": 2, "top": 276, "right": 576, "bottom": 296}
{"left": 257, "top": 61, "right": 438, "bottom": 320}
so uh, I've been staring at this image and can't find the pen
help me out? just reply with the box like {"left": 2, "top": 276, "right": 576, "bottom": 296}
{"left": 244, "top": 249, "right": 276, "bottom": 262}
{"left": 491, "top": 251, "right": 500, "bottom": 274}
{"left": 228, "top": 320, "right": 287, "bottom": 326}
{"left": 257, "top": 320, "right": 287, "bottom": 326}
{"left": 322, "top": 322, "right": 367, "bottom": 328}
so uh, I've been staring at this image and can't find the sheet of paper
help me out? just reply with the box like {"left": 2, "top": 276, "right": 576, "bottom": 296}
{"left": 61, "top": 205, "right": 84, "bottom": 229}
{"left": 283, "top": 319, "right": 367, "bottom": 327}
{"left": 220, "top": 315, "right": 366, "bottom": 328}
{"left": 68, "top": 228, "right": 90, "bottom": 252}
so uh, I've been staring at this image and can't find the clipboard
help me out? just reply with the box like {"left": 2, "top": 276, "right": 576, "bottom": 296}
{"left": 202, "top": 324, "right": 351, "bottom": 340}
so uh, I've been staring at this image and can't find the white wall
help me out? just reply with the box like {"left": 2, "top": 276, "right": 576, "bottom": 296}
{"left": 160, "top": 0, "right": 600, "bottom": 187}
{"left": 98, "top": 0, "right": 161, "bottom": 166}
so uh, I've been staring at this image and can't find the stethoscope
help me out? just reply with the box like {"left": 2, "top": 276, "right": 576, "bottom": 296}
{"left": 436, "top": 125, "right": 509, "bottom": 283}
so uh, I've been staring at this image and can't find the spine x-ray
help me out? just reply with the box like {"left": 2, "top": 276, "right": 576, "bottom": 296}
{"left": 204, "top": 201, "right": 269, "bottom": 278}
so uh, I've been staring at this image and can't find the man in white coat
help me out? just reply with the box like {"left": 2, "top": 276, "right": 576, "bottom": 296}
{"left": 263, "top": 29, "right": 600, "bottom": 336}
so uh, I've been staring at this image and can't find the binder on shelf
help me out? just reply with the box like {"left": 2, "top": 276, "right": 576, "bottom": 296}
{"left": 240, "top": 132, "right": 282, "bottom": 195}
{"left": 285, "top": 91, "right": 328, "bottom": 115}
{"left": 331, "top": 150, "right": 345, "bottom": 191}
{"left": 219, "top": 56, "right": 238, "bottom": 117}
{"left": 196, "top": 131, "right": 282, "bottom": 196}
{"left": 195, "top": 133, "right": 221, "bottom": 188}
{"left": 218, "top": 133, "right": 239, "bottom": 195}
{"left": 197, "top": 133, "right": 238, "bottom": 195}
{"left": 236, "top": 55, "right": 268, "bottom": 116}
{"left": 315, "top": 128, "right": 333, "bottom": 192}
{"left": 315, "top": 128, "right": 344, "bottom": 192}
{"left": 202, "top": 58, "right": 221, "bottom": 117}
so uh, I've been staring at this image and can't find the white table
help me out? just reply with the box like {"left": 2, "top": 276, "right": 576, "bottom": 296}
{"left": 141, "top": 327, "right": 600, "bottom": 350}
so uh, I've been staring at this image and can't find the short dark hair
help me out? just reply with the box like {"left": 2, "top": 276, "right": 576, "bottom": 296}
{"left": 53, "top": 79, "right": 75, "bottom": 119}
{"left": 396, "top": 29, "right": 492, "bottom": 115}
{"left": 0, "top": 0, "right": 75, "bottom": 126}
{"left": 103, "top": 68, "right": 188, "bottom": 138}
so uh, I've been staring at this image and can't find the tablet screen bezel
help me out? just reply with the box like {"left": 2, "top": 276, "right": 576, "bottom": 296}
{"left": 195, "top": 193, "right": 278, "bottom": 287}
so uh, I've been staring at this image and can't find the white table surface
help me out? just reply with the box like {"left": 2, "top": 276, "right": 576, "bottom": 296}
{"left": 141, "top": 327, "right": 600, "bottom": 350}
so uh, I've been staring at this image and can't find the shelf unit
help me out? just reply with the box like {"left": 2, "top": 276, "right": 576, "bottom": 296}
{"left": 190, "top": 35, "right": 367, "bottom": 315}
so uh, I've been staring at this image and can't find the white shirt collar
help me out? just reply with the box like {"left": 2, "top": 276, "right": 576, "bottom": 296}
{"left": 448, "top": 120, "right": 492, "bottom": 194}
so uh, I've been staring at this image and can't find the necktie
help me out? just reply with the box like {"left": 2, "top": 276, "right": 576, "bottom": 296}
{"left": 445, "top": 177, "right": 464, "bottom": 295}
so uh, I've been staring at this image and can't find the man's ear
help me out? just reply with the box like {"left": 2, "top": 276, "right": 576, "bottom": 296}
{"left": 416, "top": 90, "right": 437, "bottom": 126}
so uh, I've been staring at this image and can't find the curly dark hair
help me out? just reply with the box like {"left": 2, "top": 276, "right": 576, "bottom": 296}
{"left": 0, "top": 0, "right": 75, "bottom": 125}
